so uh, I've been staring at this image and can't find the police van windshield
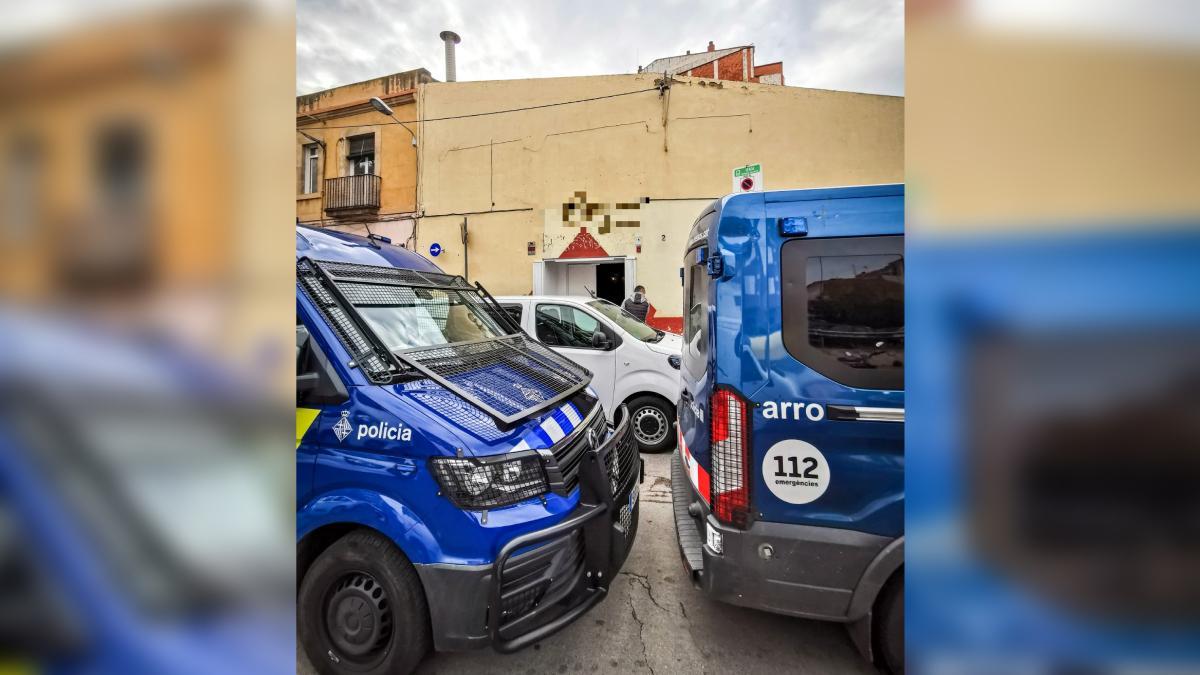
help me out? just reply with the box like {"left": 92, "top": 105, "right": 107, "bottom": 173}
{"left": 587, "top": 299, "right": 660, "bottom": 342}
{"left": 358, "top": 287, "right": 508, "bottom": 352}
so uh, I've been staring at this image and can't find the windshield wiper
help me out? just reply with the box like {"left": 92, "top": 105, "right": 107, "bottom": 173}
{"left": 647, "top": 330, "right": 666, "bottom": 343}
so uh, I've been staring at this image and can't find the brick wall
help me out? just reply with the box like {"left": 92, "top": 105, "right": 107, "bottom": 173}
{"left": 680, "top": 49, "right": 782, "bottom": 85}
{"left": 717, "top": 50, "right": 748, "bottom": 81}
{"left": 752, "top": 61, "right": 784, "bottom": 85}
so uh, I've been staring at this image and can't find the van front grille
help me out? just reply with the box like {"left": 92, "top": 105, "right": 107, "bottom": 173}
{"left": 547, "top": 408, "right": 606, "bottom": 495}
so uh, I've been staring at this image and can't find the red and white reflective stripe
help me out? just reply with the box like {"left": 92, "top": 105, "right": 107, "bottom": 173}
{"left": 678, "top": 429, "right": 710, "bottom": 504}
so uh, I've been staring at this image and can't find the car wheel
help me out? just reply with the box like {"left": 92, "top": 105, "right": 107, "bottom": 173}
{"left": 875, "top": 573, "right": 904, "bottom": 674}
{"left": 299, "top": 529, "right": 430, "bottom": 675}
{"left": 627, "top": 395, "right": 676, "bottom": 453}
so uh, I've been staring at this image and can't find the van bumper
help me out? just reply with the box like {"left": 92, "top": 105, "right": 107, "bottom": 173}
{"left": 670, "top": 452, "right": 893, "bottom": 622}
{"left": 416, "top": 409, "right": 642, "bottom": 653}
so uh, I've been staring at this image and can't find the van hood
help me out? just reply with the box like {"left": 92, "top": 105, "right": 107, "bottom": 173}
{"left": 645, "top": 332, "right": 682, "bottom": 356}
{"left": 385, "top": 379, "right": 600, "bottom": 458}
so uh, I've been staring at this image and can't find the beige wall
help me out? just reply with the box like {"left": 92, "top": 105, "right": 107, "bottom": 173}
{"left": 908, "top": 25, "right": 1200, "bottom": 231}
{"left": 416, "top": 73, "right": 903, "bottom": 318}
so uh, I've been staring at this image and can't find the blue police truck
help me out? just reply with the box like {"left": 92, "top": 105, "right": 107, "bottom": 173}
{"left": 296, "top": 227, "right": 641, "bottom": 674}
{"left": 673, "top": 185, "right": 904, "bottom": 672}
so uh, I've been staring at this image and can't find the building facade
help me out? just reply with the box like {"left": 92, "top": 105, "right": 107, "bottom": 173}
{"left": 0, "top": 5, "right": 296, "bottom": 388}
{"left": 296, "top": 68, "right": 432, "bottom": 245}
{"left": 641, "top": 41, "right": 784, "bottom": 86}
{"left": 414, "top": 73, "right": 902, "bottom": 330}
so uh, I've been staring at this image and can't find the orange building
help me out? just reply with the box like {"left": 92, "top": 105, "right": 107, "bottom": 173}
{"left": 296, "top": 68, "right": 433, "bottom": 246}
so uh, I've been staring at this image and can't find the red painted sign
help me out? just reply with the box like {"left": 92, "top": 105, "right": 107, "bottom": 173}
{"left": 559, "top": 227, "right": 611, "bottom": 259}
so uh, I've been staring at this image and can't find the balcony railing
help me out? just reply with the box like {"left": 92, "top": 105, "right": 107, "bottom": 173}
{"left": 324, "top": 174, "right": 381, "bottom": 214}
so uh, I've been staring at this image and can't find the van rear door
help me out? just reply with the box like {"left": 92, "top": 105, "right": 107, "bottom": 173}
{"left": 752, "top": 231, "right": 904, "bottom": 536}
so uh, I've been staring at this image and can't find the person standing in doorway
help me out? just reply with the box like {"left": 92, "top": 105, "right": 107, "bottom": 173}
{"left": 623, "top": 285, "right": 650, "bottom": 323}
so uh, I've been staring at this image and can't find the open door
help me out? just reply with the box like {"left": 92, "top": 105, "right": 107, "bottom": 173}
{"left": 532, "top": 260, "right": 545, "bottom": 295}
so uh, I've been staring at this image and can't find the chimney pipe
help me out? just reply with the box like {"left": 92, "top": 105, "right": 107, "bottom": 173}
{"left": 439, "top": 30, "right": 462, "bottom": 82}
{"left": 707, "top": 41, "right": 715, "bottom": 52}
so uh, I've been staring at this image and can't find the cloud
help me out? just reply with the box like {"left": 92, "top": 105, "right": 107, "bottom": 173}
{"left": 296, "top": 0, "right": 904, "bottom": 96}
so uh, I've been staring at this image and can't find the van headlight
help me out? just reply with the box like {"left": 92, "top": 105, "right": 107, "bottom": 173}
{"left": 430, "top": 453, "right": 548, "bottom": 509}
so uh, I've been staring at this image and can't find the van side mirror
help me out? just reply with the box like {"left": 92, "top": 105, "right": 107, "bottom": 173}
{"left": 591, "top": 330, "right": 611, "bottom": 350}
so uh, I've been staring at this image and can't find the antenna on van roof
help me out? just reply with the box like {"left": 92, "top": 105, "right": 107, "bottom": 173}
{"left": 584, "top": 285, "right": 597, "bottom": 299}
{"left": 362, "top": 222, "right": 381, "bottom": 249}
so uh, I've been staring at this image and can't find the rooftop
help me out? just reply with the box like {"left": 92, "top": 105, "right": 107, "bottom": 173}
{"left": 641, "top": 45, "right": 747, "bottom": 76}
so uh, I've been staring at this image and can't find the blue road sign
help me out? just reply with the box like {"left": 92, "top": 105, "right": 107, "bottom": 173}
{"left": 429, "top": 242, "right": 442, "bottom": 257}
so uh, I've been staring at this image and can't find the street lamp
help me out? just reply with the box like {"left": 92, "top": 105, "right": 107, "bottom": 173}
{"left": 370, "top": 96, "right": 417, "bottom": 147}
{"left": 369, "top": 96, "right": 394, "bottom": 116}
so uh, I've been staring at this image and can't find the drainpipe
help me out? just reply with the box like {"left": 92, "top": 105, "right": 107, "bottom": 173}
{"left": 460, "top": 217, "right": 469, "bottom": 280}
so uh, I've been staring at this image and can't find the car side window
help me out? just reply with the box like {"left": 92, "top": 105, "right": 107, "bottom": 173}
{"left": 683, "top": 261, "right": 710, "bottom": 378}
{"left": 297, "top": 319, "right": 349, "bottom": 406}
{"left": 501, "top": 304, "right": 523, "bottom": 323}
{"left": 535, "top": 304, "right": 599, "bottom": 349}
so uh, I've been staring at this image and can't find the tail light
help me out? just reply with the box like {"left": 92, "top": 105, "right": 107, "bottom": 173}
{"left": 710, "top": 387, "right": 751, "bottom": 528}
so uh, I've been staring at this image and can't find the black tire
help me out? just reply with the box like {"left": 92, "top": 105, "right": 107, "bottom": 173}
{"left": 627, "top": 395, "right": 676, "bottom": 453}
{"left": 299, "top": 529, "right": 431, "bottom": 675}
{"left": 875, "top": 573, "right": 904, "bottom": 675}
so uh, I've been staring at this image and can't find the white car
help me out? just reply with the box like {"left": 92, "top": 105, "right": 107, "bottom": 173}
{"left": 494, "top": 295, "right": 682, "bottom": 453}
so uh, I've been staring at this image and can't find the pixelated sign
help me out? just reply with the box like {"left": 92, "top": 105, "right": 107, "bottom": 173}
{"left": 561, "top": 191, "right": 640, "bottom": 235}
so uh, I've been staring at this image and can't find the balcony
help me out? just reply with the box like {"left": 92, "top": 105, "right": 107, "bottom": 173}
{"left": 323, "top": 174, "right": 381, "bottom": 217}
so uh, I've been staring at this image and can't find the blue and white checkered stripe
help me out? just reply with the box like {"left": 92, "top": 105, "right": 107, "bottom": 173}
{"left": 511, "top": 402, "right": 585, "bottom": 451}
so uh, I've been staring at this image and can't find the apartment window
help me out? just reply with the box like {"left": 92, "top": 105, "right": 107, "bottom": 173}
{"left": 96, "top": 123, "right": 147, "bottom": 209}
{"left": 346, "top": 134, "right": 375, "bottom": 176}
{"left": 2, "top": 134, "right": 42, "bottom": 243}
{"left": 302, "top": 143, "right": 320, "bottom": 194}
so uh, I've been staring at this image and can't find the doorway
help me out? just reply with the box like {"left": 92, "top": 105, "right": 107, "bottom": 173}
{"left": 533, "top": 256, "right": 637, "bottom": 301}
{"left": 595, "top": 262, "right": 625, "bottom": 305}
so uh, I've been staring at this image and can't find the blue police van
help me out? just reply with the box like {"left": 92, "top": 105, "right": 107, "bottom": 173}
{"left": 295, "top": 227, "right": 641, "bottom": 674}
{"left": 673, "top": 185, "right": 904, "bottom": 672}
{"left": 0, "top": 311, "right": 292, "bottom": 675}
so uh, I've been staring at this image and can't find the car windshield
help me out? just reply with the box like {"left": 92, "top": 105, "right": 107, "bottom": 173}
{"left": 358, "top": 287, "right": 508, "bottom": 352}
{"left": 588, "top": 300, "right": 661, "bottom": 342}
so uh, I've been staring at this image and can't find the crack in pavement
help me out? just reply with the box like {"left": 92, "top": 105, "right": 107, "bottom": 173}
{"left": 626, "top": 592, "right": 656, "bottom": 675}
{"left": 620, "top": 571, "right": 670, "bottom": 613}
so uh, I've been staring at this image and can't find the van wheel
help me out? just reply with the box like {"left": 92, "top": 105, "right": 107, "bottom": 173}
{"left": 299, "top": 529, "right": 430, "bottom": 675}
{"left": 628, "top": 395, "right": 675, "bottom": 453}
{"left": 875, "top": 574, "right": 904, "bottom": 674}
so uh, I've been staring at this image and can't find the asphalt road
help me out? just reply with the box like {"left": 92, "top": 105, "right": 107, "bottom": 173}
{"left": 300, "top": 450, "right": 876, "bottom": 675}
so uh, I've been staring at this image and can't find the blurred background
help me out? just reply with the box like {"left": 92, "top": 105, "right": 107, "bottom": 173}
{"left": 0, "top": 0, "right": 295, "bottom": 673}
{"left": 906, "top": 0, "right": 1200, "bottom": 671}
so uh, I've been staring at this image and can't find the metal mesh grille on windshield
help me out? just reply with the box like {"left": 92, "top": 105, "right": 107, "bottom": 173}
{"left": 397, "top": 334, "right": 591, "bottom": 426}
{"left": 297, "top": 259, "right": 394, "bottom": 382}
{"left": 319, "top": 259, "right": 474, "bottom": 290}
{"left": 300, "top": 257, "right": 591, "bottom": 423}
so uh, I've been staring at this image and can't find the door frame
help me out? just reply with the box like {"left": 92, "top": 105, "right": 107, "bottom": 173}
{"left": 532, "top": 255, "right": 636, "bottom": 299}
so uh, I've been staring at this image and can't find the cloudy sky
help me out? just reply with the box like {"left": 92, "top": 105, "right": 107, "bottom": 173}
{"left": 297, "top": 0, "right": 904, "bottom": 96}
